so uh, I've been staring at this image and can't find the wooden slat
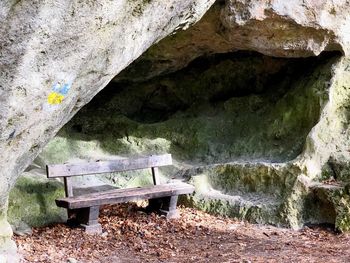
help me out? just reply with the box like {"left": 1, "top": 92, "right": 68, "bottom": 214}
{"left": 64, "top": 177, "right": 73, "bottom": 197}
{"left": 56, "top": 182, "right": 194, "bottom": 209}
{"left": 46, "top": 154, "right": 172, "bottom": 178}
{"left": 151, "top": 167, "right": 160, "bottom": 185}
{"left": 73, "top": 185, "right": 117, "bottom": 196}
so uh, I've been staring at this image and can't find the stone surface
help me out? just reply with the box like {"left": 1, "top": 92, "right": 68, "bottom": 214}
{"left": 100, "top": 0, "right": 350, "bottom": 231}
{"left": 52, "top": 52, "right": 336, "bottom": 164}
{"left": 184, "top": 56, "right": 350, "bottom": 232}
{"left": 0, "top": 218, "right": 17, "bottom": 263}
{"left": 3, "top": 0, "right": 350, "bottom": 258}
{"left": 0, "top": 0, "right": 215, "bottom": 257}
{"left": 117, "top": 0, "right": 350, "bottom": 81}
{"left": 8, "top": 170, "right": 66, "bottom": 228}
{"left": 11, "top": 221, "right": 32, "bottom": 237}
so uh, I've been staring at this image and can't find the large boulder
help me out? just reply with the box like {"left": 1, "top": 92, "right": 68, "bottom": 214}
{"left": 3, "top": 0, "right": 350, "bottom": 260}
{"left": 0, "top": 0, "right": 215, "bottom": 260}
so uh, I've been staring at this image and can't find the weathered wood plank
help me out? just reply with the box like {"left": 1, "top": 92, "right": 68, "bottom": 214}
{"left": 64, "top": 177, "right": 73, "bottom": 197}
{"left": 46, "top": 154, "right": 172, "bottom": 178}
{"left": 73, "top": 184, "right": 117, "bottom": 196}
{"left": 152, "top": 167, "right": 160, "bottom": 185}
{"left": 56, "top": 182, "right": 194, "bottom": 209}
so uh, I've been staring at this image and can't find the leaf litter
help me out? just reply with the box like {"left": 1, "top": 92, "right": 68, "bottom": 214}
{"left": 14, "top": 203, "right": 350, "bottom": 262}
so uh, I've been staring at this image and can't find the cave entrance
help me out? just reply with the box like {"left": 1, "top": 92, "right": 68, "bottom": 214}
{"left": 42, "top": 50, "right": 340, "bottom": 165}
{"left": 15, "top": 40, "right": 342, "bottom": 235}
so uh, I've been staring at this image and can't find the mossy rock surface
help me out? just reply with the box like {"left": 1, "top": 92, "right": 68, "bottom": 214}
{"left": 46, "top": 52, "right": 336, "bottom": 165}
{"left": 311, "top": 184, "right": 350, "bottom": 232}
{"left": 8, "top": 171, "right": 66, "bottom": 227}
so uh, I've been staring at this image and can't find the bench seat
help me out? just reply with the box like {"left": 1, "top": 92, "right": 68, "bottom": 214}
{"left": 73, "top": 184, "right": 117, "bottom": 196}
{"left": 56, "top": 182, "right": 194, "bottom": 209}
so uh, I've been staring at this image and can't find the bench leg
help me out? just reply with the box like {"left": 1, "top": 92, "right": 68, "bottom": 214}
{"left": 147, "top": 198, "right": 163, "bottom": 212}
{"left": 159, "top": 195, "right": 179, "bottom": 219}
{"left": 66, "top": 208, "right": 79, "bottom": 224}
{"left": 75, "top": 206, "right": 102, "bottom": 234}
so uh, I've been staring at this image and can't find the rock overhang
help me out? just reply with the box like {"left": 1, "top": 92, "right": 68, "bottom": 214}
{"left": 3, "top": 0, "right": 350, "bottom": 260}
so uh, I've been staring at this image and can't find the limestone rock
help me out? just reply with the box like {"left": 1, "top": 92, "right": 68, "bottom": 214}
{"left": 221, "top": 0, "right": 350, "bottom": 56}
{"left": 53, "top": 52, "right": 336, "bottom": 164}
{"left": 117, "top": 0, "right": 350, "bottom": 81}
{"left": 3, "top": 0, "right": 350, "bottom": 259}
{"left": 11, "top": 221, "right": 32, "bottom": 237}
{"left": 8, "top": 170, "right": 66, "bottom": 228}
{"left": 67, "top": 258, "right": 78, "bottom": 263}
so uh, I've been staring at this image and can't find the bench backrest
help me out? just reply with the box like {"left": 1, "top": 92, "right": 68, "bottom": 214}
{"left": 46, "top": 154, "right": 172, "bottom": 197}
{"left": 46, "top": 154, "right": 172, "bottom": 178}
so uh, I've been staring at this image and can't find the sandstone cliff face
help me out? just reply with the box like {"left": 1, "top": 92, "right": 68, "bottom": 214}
{"left": 0, "top": 0, "right": 214, "bottom": 260}
{"left": 221, "top": 0, "right": 350, "bottom": 55}
{"left": 3, "top": 0, "right": 350, "bottom": 260}
{"left": 118, "top": 0, "right": 350, "bottom": 81}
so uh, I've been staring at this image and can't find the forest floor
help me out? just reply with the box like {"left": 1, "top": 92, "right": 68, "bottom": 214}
{"left": 14, "top": 203, "right": 350, "bottom": 263}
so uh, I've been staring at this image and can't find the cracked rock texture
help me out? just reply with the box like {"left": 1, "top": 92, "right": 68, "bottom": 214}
{"left": 118, "top": 0, "right": 350, "bottom": 81}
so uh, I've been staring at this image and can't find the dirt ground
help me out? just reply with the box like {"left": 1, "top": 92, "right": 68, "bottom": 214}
{"left": 14, "top": 203, "right": 350, "bottom": 263}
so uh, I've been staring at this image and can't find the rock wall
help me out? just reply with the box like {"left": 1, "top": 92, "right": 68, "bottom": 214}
{"left": 42, "top": 52, "right": 336, "bottom": 164}
{"left": 117, "top": 0, "right": 350, "bottom": 81}
{"left": 3, "top": 0, "right": 350, "bottom": 260}
{"left": 108, "top": 1, "right": 350, "bottom": 233}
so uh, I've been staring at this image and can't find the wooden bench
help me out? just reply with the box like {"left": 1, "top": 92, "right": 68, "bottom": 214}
{"left": 46, "top": 154, "right": 194, "bottom": 234}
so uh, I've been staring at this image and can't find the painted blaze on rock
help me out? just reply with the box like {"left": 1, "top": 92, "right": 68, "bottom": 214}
{"left": 47, "top": 83, "right": 71, "bottom": 105}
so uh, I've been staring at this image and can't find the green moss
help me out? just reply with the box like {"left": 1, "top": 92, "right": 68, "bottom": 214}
{"left": 8, "top": 175, "right": 66, "bottom": 227}
{"left": 208, "top": 163, "right": 299, "bottom": 197}
{"left": 102, "top": 169, "right": 168, "bottom": 188}
{"left": 54, "top": 52, "right": 337, "bottom": 166}
{"left": 187, "top": 192, "right": 283, "bottom": 225}
{"left": 324, "top": 186, "right": 350, "bottom": 232}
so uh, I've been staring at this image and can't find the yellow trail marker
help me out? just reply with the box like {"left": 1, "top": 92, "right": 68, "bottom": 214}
{"left": 47, "top": 92, "right": 65, "bottom": 105}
